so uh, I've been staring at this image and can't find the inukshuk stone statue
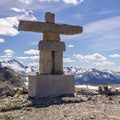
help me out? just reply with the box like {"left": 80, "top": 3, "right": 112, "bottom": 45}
{"left": 18, "top": 12, "right": 83, "bottom": 98}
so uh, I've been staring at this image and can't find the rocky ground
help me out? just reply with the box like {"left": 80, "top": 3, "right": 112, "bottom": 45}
{"left": 0, "top": 85, "right": 120, "bottom": 120}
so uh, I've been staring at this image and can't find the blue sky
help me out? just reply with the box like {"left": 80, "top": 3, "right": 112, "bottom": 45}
{"left": 0, "top": 0, "right": 120, "bottom": 71}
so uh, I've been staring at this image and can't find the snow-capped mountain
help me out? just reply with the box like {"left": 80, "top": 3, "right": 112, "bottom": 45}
{"left": 0, "top": 59, "right": 120, "bottom": 84}
{"left": 0, "top": 67, "right": 26, "bottom": 88}
{"left": 0, "top": 59, "right": 38, "bottom": 76}
{"left": 64, "top": 67, "right": 120, "bottom": 84}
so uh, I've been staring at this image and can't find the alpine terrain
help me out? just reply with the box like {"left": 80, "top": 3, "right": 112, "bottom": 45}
{"left": 0, "top": 59, "right": 120, "bottom": 84}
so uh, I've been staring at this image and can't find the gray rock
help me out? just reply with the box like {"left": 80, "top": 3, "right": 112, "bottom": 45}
{"left": 0, "top": 85, "right": 15, "bottom": 97}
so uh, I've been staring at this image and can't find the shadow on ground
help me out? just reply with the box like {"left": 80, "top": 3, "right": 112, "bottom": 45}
{"left": 0, "top": 95, "right": 86, "bottom": 112}
{"left": 28, "top": 96, "right": 86, "bottom": 108}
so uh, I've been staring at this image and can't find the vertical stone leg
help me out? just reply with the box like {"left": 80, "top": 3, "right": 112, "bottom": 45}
{"left": 53, "top": 51, "right": 63, "bottom": 74}
{"left": 39, "top": 50, "right": 53, "bottom": 74}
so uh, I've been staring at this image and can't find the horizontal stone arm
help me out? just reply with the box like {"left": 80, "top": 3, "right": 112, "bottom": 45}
{"left": 38, "top": 41, "right": 66, "bottom": 51}
{"left": 18, "top": 20, "right": 83, "bottom": 35}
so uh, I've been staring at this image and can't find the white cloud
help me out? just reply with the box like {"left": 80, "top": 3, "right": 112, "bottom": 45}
{"left": 84, "top": 16, "right": 120, "bottom": 34}
{"left": 81, "top": 16, "right": 120, "bottom": 51}
{"left": 63, "top": 57, "right": 76, "bottom": 63}
{"left": 0, "top": 38, "right": 5, "bottom": 43}
{"left": 109, "top": 54, "right": 120, "bottom": 58}
{"left": 73, "top": 16, "right": 120, "bottom": 52}
{"left": 74, "top": 54, "right": 84, "bottom": 60}
{"left": 37, "top": 0, "right": 85, "bottom": 5}
{"left": 0, "top": 16, "right": 19, "bottom": 36}
{"left": 18, "top": 12, "right": 37, "bottom": 21}
{"left": 0, "top": 49, "right": 15, "bottom": 59}
{"left": 16, "top": 49, "right": 39, "bottom": 61}
{"left": 11, "top": 8, "right": 26, "bottom": 13}
{"left": 68, "top": 44, "right": 74, "bottom": 48}
{"left": 37, "top": 0, "right": 84, "bottom": 5}
{"left": 63, "top": 0, "right": 84, "bottom": 5}
{"left": 16, "top": 56, "right": 39, "bottom": 60}
{"left": 17, "top": 0, "right": 85, "bottom": 5}
{"left": 61, "top": 16, "right": 120, "bottom": 52}
{"left": 96, "top": 10, "right": 117, "bottom": 15}
{"left": 94, "top": 61, "right": 114, "bottom": 66}
{"left": 4, "top": 49, "right": 14, "bottom": 56}
{"left": 0, "top": 0, "right": 83, "bottom": 18}
{"left": 18, "top": 0, "right": 33, "bottom": 4}
{"left": 24, "top": 49, "right": 39, "bottom": 55}
{"left": 38, "top": 0, "right": 59, "bottom": 2}
{"left": 74, "top": 53, "right": 107, "bottom": 61}
{"left": 0, "top": 9, "right": 37, "bottom": 36}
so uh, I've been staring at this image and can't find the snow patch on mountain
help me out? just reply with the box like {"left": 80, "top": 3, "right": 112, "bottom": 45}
{"left": 75, "top": 85, "right": 98, "bottom": 90}
{"left": 0, "top": 59, "right": 38, "bottom": 76}
{"left": 0, "top": 59, "right": 120, "bottom": 84}
{"left": 64, "top": 67, "right": 120, "bottom": 84}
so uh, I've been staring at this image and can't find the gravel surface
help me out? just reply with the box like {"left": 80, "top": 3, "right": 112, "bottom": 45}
{"left": 0, "top": 87, "right": 120, "bottom": 120}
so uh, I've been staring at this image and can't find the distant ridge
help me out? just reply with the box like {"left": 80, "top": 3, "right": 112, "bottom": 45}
{"left": 0, "top": 67, "right": 26, "bottom": 88}
{"left": 0, "top": 59, "right": 38, "bottom": 76}
{"left": 64, "top": 67, "right": 120, "bottom": 84}
{"left": 0, "top": 59, "right": 120, "bottom": 84}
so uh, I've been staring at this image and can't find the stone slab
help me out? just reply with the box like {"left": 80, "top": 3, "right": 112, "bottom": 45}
{"left": 45, "top": 12, "right": 54, "bottom": 23}
{"left": 40, "top": 50, "right": 53, "bottom": 74}
{"left": 38, "top": 41, "right": 65, "bottom": 51}
{"left": 18, "top": 20, "right": 83, "bottom": 35}
{"left": 39, "top": 50, "right": 63, "bottom": 74}
{"left": 43, "top": 32, "right": 60, "bottom": 41}
{"left": 53, "top": 51, "right": 63, "bottom": 74}
{"left": 28, "top": 75, "right": 74, "bottom": 98}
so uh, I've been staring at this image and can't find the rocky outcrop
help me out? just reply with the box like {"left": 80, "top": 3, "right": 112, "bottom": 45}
{"left": 0, "top": 67, "right": 27, "bottom": 97}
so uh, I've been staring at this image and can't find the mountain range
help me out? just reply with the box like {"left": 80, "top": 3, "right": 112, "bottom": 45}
{"left": 64, "top": 67, "right": 120, "bottom": 84}
{"left": 0, "top": 59, "right": 120, "bottom": 84}
{"left": 0, "top": 59, "right": 38, "bottom": 76}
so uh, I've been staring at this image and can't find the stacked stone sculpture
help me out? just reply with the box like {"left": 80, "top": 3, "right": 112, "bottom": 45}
{"left": 18, "top": 12, "right": 83, "bottom": 98}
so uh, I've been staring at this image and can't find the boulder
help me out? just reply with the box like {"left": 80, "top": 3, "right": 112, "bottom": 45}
{"left": 0, "top": 85, "right": 15, "bottom": 97}
{"left": 0, "top": 67, "right": 27, "bottom": 97}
